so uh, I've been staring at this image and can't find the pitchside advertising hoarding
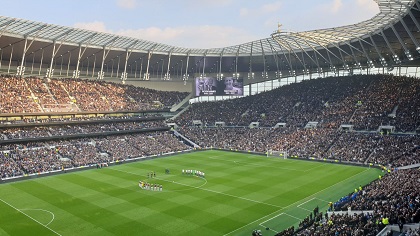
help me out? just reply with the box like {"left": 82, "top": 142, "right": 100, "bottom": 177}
{"left": 195, "top": 77, "right": 244, "bottom": 97}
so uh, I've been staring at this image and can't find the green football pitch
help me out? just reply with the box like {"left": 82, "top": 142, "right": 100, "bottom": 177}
{"left": 0, "top": 150, "right": 381, "bottom": 236}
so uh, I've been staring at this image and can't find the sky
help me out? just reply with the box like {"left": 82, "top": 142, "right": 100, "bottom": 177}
{"left": 0, "top": 0, "right": 379, "bottom": 49}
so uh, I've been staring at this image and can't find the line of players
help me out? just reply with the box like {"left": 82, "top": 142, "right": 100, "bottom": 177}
{"left": 147, "top": 171, "right": 156, "bottom": 178}
{"left": 182, "top": 169, "right": 205, "bottom": 178}
{"left": 139, "top": 181, "right": 163, "bottom": 191}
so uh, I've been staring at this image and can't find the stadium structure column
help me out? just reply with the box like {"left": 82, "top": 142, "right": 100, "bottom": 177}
{"left": 259, "top": 40, "right": 266, "bottom": 79}
{"left": 75, "top": 44, "right": 83, "bottom": 78}
{"left": 218, "top": 50, "right": 223, "bottom": 80}
{"left": 202, "top": 51, "right": 207, "bottom": 77}
{"left": 122, "top": 48, "right": 132, "bottom": 82}
{"left": 139, "top": 58, "right": 143, "bottom": 79}
{"left": 249, "top": 42, "right": 253, "bottom": 80}
{"left": 116, "top": 55, "right": 121, "bottom": 78}
{"left": 184, "top": 52, "right": 190, "bottom": 80}
{"left": 48, "top": 40, "right": 64, "bottom": 78}
{"left": 235, "top": 50, "right": 239, "bottom": 77}
{"left": 7, "top": 44, "right": 13, "bottom": 74}
{"left": 145, "top": 50, "right": 152, "bottom": 80}
{"left": 166, "top": 51, "right": 172, "bottom": 80}
{"left": 74, "top": 47, "right": 90, "bottom": 78}
{"left": 66, "top": 50, "right": 71, "bottom": 77}
{"left": 18, "top": 25, "right": 45, "bottom": 76}
{"left": 30, "top": 50, "right": 35, "bottom": 74}
{"left": 134, "top": 59, "right": 137, "bottom": 78}
{"left": 38, "top": 48, "right": 44, "bottom": 76}
{"left": 91, "top": 54, "right": 96, "bottom": 78}
{"left": 17, "top": 37, "right": 28, "bottom": 77}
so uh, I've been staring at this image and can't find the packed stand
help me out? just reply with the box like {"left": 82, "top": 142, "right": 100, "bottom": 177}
{"left": 0, "top": 131, "right": 190, "bottom": 179}
{"left": 367, "top": 135, "right": 420, "bottom": 167}
{"left": 0, "top": 76, "right": 189, "bottom": 113}
{"left": 325, "top": 132, "right": 379, "bottom": 163}
{"left": 179, "top": 127, "right": 272, "bottom": 151}
{"left": 275, "top": 169, "right": 420, "bottom": 236}
{"left": 178, "top": 127, "right": 420, "bottom": 167}
{"left": 177, "top": 74, "right": 420, "bottom": 132}
{"left": 0, "top": 120, "right": 166, "bottom": 140}
{"left": 0, "top": 114, "right": 163, "bottom": 125}
{"left": 0, "top": 152, "right": 24, "bottom": 179}
{"left": 0, "top": 76, "right": 40, "bottom": 113}
{"left": 334, "top": 169, "right": 420, "bottom": 224}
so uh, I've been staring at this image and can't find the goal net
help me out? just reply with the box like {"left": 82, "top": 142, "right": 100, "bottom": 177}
{"left": 267, "top": 150, "right": 287, "bottom": 159}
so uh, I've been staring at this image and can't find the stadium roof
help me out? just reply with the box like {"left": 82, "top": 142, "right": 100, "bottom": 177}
{"left": 0, "top": 0, "right": 419, "bottom": 80}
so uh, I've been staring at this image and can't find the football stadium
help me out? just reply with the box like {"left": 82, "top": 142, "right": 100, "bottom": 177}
{"left": 0, "top": 1, "right": 419, "bottom": 236}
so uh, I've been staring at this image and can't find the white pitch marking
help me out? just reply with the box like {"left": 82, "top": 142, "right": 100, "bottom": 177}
{"left": 20, "top": 208, "right": 56, "bottom": 226}
{"left": 0, "top": 198, "right": 61, "bottom": 235}
{"left": 208, "top": 156, "right": 301, "bottom": 171}
{"left": 297, "top": 197, "right": 315, "bottom": 208}
{"left": 223, "top": 169, "right": 370, "bottom": 236}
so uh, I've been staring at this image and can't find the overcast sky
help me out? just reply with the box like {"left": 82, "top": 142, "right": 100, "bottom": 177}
{"left": 1, "top": 0, "right": 379, "bottom": 48}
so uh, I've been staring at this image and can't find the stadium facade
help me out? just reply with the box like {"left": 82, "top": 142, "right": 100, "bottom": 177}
{"left": 0, "top": 0, "right": 419, "bottom": 92}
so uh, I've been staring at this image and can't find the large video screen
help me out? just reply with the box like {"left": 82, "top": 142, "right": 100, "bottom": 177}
{"left": 195, "top": 77, "right": 243, "bottom": 97}
{"left": 195, "top": 77, "right": 218, "bottom": 96}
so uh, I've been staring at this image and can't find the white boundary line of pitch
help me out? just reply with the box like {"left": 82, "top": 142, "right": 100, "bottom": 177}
{"left": 207, "top": 156, "right": 303, "bottom": 172}
{"left": 0, "top": 198, "right": 61, "bottom": 235}
{"left": 296, "top": 197, "right": 330, "bottom": 212}
{"left": 223, "top": 169, "right": 370, "bottom": 236}
{"left": 259, "top": 212, "right": 302, "bottom": 234}
{"left": 258, "top": 197, "right": 330, "bottom": 233}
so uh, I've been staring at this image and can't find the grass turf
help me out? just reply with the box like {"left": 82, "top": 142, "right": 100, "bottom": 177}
{"left": 0, "top": 150, "right": 382, "bottom": 236}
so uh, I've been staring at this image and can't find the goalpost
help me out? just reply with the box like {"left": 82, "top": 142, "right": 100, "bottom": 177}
{"left": 266, "top": 150, "right": 288, "bottom": 159}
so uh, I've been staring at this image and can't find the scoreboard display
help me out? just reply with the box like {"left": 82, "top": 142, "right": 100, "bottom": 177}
{"left": 195, "top": 77, "right": 243, "bottom": 97}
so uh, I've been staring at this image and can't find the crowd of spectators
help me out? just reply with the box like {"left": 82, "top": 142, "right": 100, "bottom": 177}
{"left": 0, "top": 120, "right": 166, "bottom": 140}
{"left": 0, "top": 131, "right": 190, "bottom": 179}
{"left": 0, "top": 76, "right": 188, "bottom": 113}
{"left": 275, "top": 169, "right": 420, "bottom": 236}
{"left": 325, "top": 133, "right": 378, "bottom": 163}
{"left": 177, "top": 74, "right": 420, "bottom": 132}
{"left": 368, "top": 135, "right": 420, "bottom": 167}
{"left": 12, "top": 147, "right": 64, "bottom": 175}
{"left": 0, "top": 152, "right": 23, "bottom": 179}
{"left": 0, "top": 114, "right": 163, "bottom": 125}
{"left": 1, "top": 127, "right": 52, "bottom": 140}
{"left": 335, "top": 169, "right": 420, "bottom": 222}
{"left": 0, "top": 76, "right": 40, "bottom": 113}
{"left": 178, "top": 127, "right": 420, "bottom": 168}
